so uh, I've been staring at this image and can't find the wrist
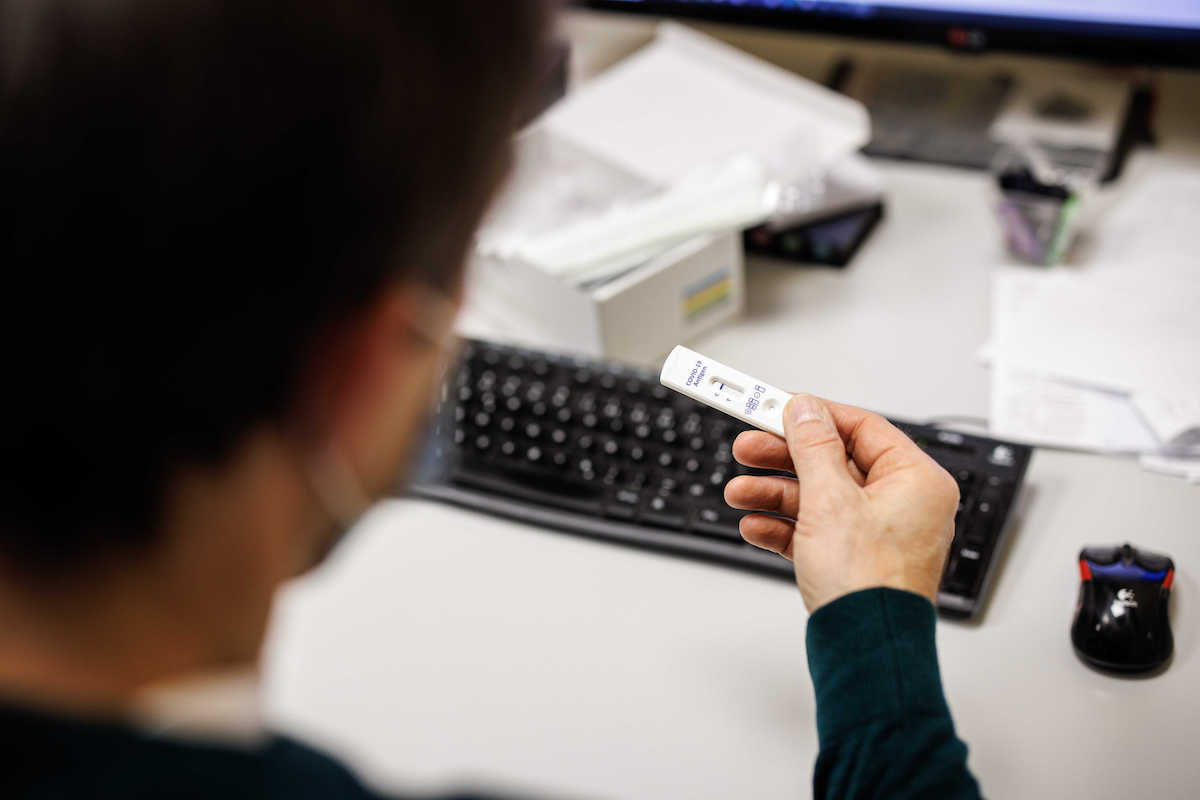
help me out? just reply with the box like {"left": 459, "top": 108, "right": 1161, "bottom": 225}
{"left": 801, "top": 575, "right": 940, "bottom": 613}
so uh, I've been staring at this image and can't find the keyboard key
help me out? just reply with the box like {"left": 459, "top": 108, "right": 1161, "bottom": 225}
{"left": 450, "top": 461, "right": 601, "bottom": 516}
{"left": 692, "top": 506, "right": 743, "bottom": 542}
{"left": 642, "top": 494, "right": 687, "bottom": 529}
{"left": 944, "top": 548, "right": 982, "bottom": 593}
{"left": 965, "top": 489, "right": 1004, "bottom": 545}
{"left": 605, "top": 489, "right": 640, "bottom": 521}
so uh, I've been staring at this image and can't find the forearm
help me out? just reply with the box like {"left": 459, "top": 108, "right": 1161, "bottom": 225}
{"left": 806, "top": 588, "right": 980, "bottom": 800}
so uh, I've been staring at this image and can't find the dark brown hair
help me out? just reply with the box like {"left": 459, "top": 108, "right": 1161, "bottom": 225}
{"left": 0, "top": 0, "right": 550, "bottom": 565}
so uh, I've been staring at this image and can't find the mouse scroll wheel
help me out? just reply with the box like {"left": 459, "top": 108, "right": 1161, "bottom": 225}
{"left": 1120, "top": 543, "right": 1135, "bottom": 564}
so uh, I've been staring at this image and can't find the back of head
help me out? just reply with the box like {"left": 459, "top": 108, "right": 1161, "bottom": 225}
{"left": 0, "top": 0, "right": 549, "bottom": 569}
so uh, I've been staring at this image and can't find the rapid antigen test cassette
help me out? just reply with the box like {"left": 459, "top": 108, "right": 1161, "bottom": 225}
{"left": 660, "top": 346, "right": 791, "bottom": 438}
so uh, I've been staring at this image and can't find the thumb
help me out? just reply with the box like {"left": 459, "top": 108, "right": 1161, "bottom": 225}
{"left": 783, "top": 394, "right": 854, "bottom": 501}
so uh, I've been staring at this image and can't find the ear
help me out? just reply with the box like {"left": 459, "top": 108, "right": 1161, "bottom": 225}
{"left": 293, "top": 285, "right": 430, "bottom": 454}
{"left": 291, "top": 282, "right": 461, "bottom": 499}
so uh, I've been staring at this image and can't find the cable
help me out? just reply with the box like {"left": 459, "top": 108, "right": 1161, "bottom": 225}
{"left": 924, "top": 415, "right": 991, "bottom": 432}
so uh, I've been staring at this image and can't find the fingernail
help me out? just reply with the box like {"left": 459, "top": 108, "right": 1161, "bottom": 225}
{"left": 787, "top": 394, "right": 826, "bottom": 426}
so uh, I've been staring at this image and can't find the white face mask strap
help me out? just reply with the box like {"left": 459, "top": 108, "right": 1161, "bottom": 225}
{"left": 305, "top": 284, "right": 460, "bottom": 530}
{"left": 306, "top": 445, "right": 372, "bottom": 531}
{"left": 403, "top": 284, "right": 461, "bottom": 351}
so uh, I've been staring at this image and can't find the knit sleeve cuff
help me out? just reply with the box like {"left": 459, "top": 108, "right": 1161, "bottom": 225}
{"left": 805, "top": 587, "right": 950, "bottom": 747}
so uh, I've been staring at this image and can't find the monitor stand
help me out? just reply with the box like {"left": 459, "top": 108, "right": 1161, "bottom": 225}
{"left": 828, "top": 58, "right": 1153, "bottom": 183}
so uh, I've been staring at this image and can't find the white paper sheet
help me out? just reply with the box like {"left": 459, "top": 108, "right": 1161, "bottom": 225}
{"left": 990, "top": 364, "right": 1160, "bottom": 454}
{"left": 541, "top": 23, "right": 869, "bottom": 187}
{"left": 989, "top": 267, "right": 1200, "bottom": 452}
{"left": 1132, "top": 389, "right": 1200, "bottom": 454}
{"left": 1082, "top": 163, "right": 1200, "bottom": 276}
{"left": 1139, "top": 455, "right": 1200, "bottom": 484}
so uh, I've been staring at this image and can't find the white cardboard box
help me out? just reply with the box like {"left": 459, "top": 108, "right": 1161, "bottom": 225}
{"left": 458, "top": 20, "right": 869, "bottom": 366}
{"left": 460, "top": 231, "right": 744, "bottom": 367}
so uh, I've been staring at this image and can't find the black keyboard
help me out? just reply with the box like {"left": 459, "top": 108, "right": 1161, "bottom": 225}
{"left": 411, "top": 339, "right": 1033, "bottom": 619}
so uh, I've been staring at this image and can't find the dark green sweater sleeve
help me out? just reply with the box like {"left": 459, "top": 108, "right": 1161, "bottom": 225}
{"left": 805, "top": 588, "right": 980, "bottom": 800}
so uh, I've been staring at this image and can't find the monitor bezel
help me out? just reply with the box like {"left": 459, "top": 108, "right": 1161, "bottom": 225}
{"left": 577, "top": 1, "right": 1200, "bottom": 67}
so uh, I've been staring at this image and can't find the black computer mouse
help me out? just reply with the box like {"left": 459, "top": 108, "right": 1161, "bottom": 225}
{"left": 1071, "top": 543, "right": 1174, "bottom": 673}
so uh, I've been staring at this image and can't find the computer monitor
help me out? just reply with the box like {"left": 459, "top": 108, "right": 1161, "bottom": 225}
{"left": 579, "top": 1, "right": 1200, "bottom": 66}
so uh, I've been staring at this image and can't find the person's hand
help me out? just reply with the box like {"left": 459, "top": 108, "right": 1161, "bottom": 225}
{"left": 723, "top": 393, "right": 959, "bottom": 612}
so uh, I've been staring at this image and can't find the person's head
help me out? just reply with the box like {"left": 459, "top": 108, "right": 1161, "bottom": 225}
{"left": 0, "top": 0, "right": 550, "bottom": 675}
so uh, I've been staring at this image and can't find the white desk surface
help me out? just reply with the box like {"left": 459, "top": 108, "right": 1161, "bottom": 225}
{"left": 262, "top": 22, "right": 1200, "bottom": 800}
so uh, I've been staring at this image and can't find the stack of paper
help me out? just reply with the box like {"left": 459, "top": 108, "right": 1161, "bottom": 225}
{"left": 476, "top": 23, "right": 870, "bottom": 286}
{"left": 540, "top": 22, "right": 868, "bottom": 188}
{"left": 985, "top": 266, "right": 1200, "bottom": 481}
